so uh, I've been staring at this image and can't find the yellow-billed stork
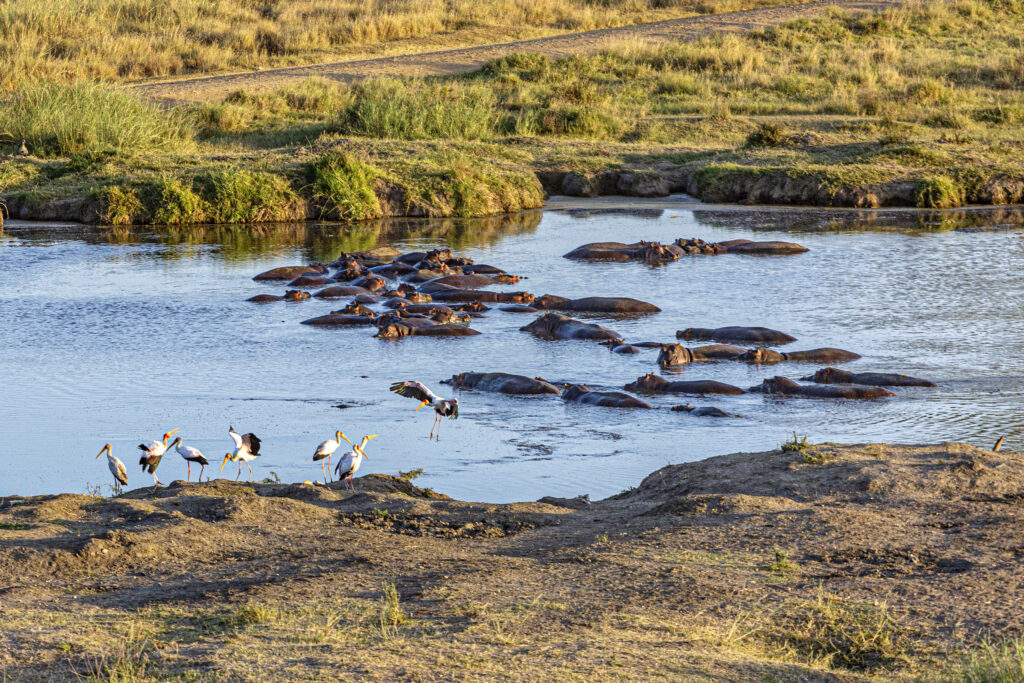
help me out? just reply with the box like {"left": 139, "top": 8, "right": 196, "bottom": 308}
{"left": 313, "top": 430, "right": 351, "bottom": 483}
{"left": 169, "top": 437, "right": 209, "bottom": 482}
{"left": 138, "top": 428, "right": 178, "bottom": 486}
{"left": 389, "top": 381, "right": 458, "bottom": 439}
{"left": 221, "top": 426, "right": 261, "bottom": 481}
{"left": 96, "top": 444, "right": 128, "bottom": 494}
{"left": 334, "top": 435, "right": 378, "bottom": 490}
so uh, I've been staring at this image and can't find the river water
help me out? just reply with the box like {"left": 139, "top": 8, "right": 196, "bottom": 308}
{"left": 2, "top": 199, "right": 1023, "bottom": 501}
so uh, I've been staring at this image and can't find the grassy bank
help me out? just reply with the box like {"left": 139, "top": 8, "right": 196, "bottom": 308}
{"left": 3, "top": 0, "right": 1024, "bottom": 224}
{"left": 2, "top": 442, "right": 1023, "bottom": 680}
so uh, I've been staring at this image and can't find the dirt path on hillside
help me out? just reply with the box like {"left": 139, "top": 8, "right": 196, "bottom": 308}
{"left": 133, "top": 0, "right": 902, "bottom": 103}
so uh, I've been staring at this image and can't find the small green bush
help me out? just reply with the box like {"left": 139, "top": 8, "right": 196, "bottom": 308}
{"left": 150, "top": 176, "right": 206, "bottom": 225}
{"left": 100, "top": 186, "right": 144, "bottom": 225}
{"left": 198, "top": 170, "right": 303, "bottom": 223}
{"left": 746, "top": 122, "right": 788, "bottom": 147}
{"left": 915, "top": 175, "right": 965, "bottom": 208}
{"left": 310, "top": 151, "right": 382, "bottom": 221}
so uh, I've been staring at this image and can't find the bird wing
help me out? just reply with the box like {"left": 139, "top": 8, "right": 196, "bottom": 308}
{"left": 229, "top": 428, "right": 243, "bottom": 449}
{"left": 313, "top": 439, "right": 336, "bottom": 459}
{"left": 390, "top": 381, "right": 436, "bottom": 403}
{"left": 243, "top": 433, "right": 261, "bottom": 454}
{"left": 111, "top": 458, "right": 128, "bottom": 485}
{"left": 179, "top": 445, "right": 204, "bottom": 460}
{"left": 334, "top": 451, "right": 355, "bottom": 477}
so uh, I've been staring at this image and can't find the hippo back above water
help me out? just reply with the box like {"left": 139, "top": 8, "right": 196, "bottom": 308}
{"left": 534, "top": 295, "right": 661, "bottom": 314}
{"left": 751, "top": 376, "right": 894, "bottom": 399}
{"left": 448, "top": 372, "right": 561, "bottom": 395}
{"left": 801, "top": 367, "right": 936, "bottom": 387}
{"left": 624, "top": 373, "right": 745, "bottom": 395}
{"left": 521, "top": 313, "right": 621, "bottom": 342}
{"left": 676, "top": 326, "right": 797, "bottom": 345}
{"left": 562, "top": 384, "right": 652, "bottom": 409}
{"left": 739, "top": 347, "right": 861, "bottom": 364}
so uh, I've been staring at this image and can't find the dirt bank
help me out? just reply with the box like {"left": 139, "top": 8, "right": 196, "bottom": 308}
{"left": 1, "top": 442, "right": 1020, "bottom": 680}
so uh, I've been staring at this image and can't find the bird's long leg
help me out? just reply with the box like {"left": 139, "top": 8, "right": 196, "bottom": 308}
{"left": 236, "top": 462, "right": 242, "bottom": 481}
{"left": 328, "top": 455, "right": 333, "bottom": 482}
{"left": 200, "top": 464, "right": 206, "bottom": 481}
{"left": 187, "top": 462, "right": 191, "bottom": 482}
{"left": 348, "top": 474, "right": 355, "bottom": 491}
{"left": 321, "top": 461, "right": 327, "bottom": 484}
{"left": 246, "top": 461, "right": 253, "bottom": 481}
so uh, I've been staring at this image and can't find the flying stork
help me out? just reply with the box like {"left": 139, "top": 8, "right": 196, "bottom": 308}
{"left": 389, "top": 381, "right": 458, "bottom": 439}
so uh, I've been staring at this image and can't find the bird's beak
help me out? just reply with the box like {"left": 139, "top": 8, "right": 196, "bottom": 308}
{"left": 164, "top": 428, "right": 180, "bottom": 442}
{"left": 357, "top": 446, "right": 368, "bottom": 459}
{"left": 339, "top": 432, "right": 352, "bottom": 444}
{"left": 415, "top": 400, "right": 428, "bottom": 411}
{"left": 220, "top": 454, "right": 230, "bottom": 472}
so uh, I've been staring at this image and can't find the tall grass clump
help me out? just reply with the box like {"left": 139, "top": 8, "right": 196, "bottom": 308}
{"left": 405, "top": 152, "right": 544, "bottom": 217}
{"left": 0, "top": 82, "right": 194, "bottom": 157}
{"left": 955, "top": 638, "right": 1024, "bottom": 682}
{"left": 310, "top": 151, "right": 383, "bottom": 221}
{"left": 339, "top": 78, "right": 500, "bottom": 140}
{"left": 196, "top": 170, "right": 303, "bottom": 223}
{"left": 914, "top": 175, "right": 965, "bottom": 208}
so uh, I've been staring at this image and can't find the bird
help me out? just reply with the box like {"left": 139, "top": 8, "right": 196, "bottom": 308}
{"left": 334, "top": 435, "right": 378, "bottom": 490}
{"left": 313, "top": 430, "right": 351, "bottom": 484}
{"left": 96, "top": 444, "right": 128, "bottom": 494}
{"left": 169, "top": 436, "right": 209, "bottom": 482}
{"left": 17, "top": 139, "right": 28, "bottom": 156}
{"left": 221, "top": 426, "right": 261, "bottom": 481}
{"left": 138, "top": 428, "right": 178, "bottom": 486}
{"left": 389, "top": 381, "right": 458, "bottom": 439}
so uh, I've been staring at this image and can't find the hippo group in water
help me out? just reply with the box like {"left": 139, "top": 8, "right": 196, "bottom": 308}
{"left": 564, "top": 237, "right": 808, "bottom": 263}
{"left": 521, "top": 313, "right": 621, "bottom": 342}
{"left": 562, "top": 384, "right": 652, "bottom": 409}
{"left": 624, "top": 373, "right": 745, "bottom": 395}
{"left": 751, "top": 376, "right": 894, "bottom": 399}
{"left": 446, "top": 372, "right": 561, "bottom": 395}
{"left": 801, "top": 367, "right": 936, "bottom": 387}
{"left": 676, "top": 326, "right": 796, "bottom": 345}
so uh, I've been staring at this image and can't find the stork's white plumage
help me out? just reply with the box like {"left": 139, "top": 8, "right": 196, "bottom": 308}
{"left": 389, "top": 381, "right": 458, "bottom": 439}
{"left": 96, "top": 444, "right": 128, "bottom": 494}
{"left": 221, "top": 426, "right": 262, "bottom": 481}
{"left": 138, "top": 428, "right": 178, "bottom": 485}
{"left": 313, "top": 430, "right": 351, "bottom": 483}
{"left": 334, "top": 435, "right": 378, "bottom": 490}
{"left": 169, "top": 437, "right": 209, "bottom": 482}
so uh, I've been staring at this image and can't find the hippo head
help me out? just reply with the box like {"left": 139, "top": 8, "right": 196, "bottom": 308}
{"left": 760, "top": 376, "right": 799, "bottom": 393}
{"left": 383, "top": 289, "right": 405, "bottom": 299}
{"left": 807, "top": 367, "right": 838, "bottom": 383}
{"left": 741, "top": 347, "right": 785, "bottom": 364}
{"left": 375, "top": 312, "right": 404, "bottom": 328}
{"left": 658, "top": 343, "right": 693, "bottom": 367}
{"left": 562, "top": 384, "right": 589, "bottom": 401}
{"left": 624, "top": 373, "right": 667, "bottom": 392}
{"left": 333, "top": 266, "right": 361, "bottom": 282}
{"left": 364, "top": 277, "right": 386, "bottom": 292}
{"left": 446, "top": 256, "right": 473, "bottom": 267}
{"left": 670, "top": 403, "right": 695, "bottom": 413}
{"left": 640, "top": 242, "right": 676, "bottom": 265}
{"left": 407, "top": 292, "right": 432, "bottom": 304}
{"left": 397, "top": 283, "right": 416, "bottom": 294}
{"left": 283, "top": 289, "right": 310, "bottom": 301}
{"left": 509, "top": 292, "right": 535, "bottom": 305}
{"left": 533, "top": 294, "right": 568, "bottom": 310}
{"left": 426, "top": 248, "right": 454, "bottom": 263}
{"left": 308, "top": 263, "right": 329, "bottom": 274}
{"left": 340, "top": 302, "right": 375, "bottom": 317}
{"left": 376, "top": 324, "right": 411, "bottom": 339}
{"left": 450, "top": 373, "right": 467, "bottom": 388}
{"left": 495, "top": 273, "right": 520, "bottom": 284}
{"left": 462, "top": 301, "right": 487, "bottom": 312}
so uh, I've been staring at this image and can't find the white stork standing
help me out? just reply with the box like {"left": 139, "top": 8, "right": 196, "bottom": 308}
{"left": 389, "top": 381, "right": 458, "bottom": 439}
{"left": 169, "top": 437, "right": 209, "bottom": 482}
{"left": 96, "top": 444, "right": 128, "bottom": 495}
{"left": 221, "top": 426, "right": 262, "bottom": 481}
{"left": 334, "top": 435, "right": 378, "bottom": 490}
{"left": 138, "top": 428, "right": 178, "bottom": 486}
{"left": 313, "top": 430, "right": 351, "bottom": 484}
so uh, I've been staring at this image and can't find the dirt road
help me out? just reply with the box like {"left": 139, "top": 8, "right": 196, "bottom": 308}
{"left": 133, "top": 0, "right": 902, "bottom": 103}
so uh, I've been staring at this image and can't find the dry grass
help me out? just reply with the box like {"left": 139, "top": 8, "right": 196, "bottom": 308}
{"left": 0, "top": 0, "right": 809, "bottom": 90}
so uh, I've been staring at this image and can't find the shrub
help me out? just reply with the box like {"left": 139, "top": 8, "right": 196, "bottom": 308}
{"left": 309, "top": 151, "right": 382, "bottom": 221}
{"left": 746, "top": 122, "right": 788, "bottom": 147}
{"left": 915, "top": 175, "right": 965, "bottom": 208}
{"left": 100, "top": 186, "right": 144, "bottom": 226}
{"left": 149, "top": 176, "right": 207, "bottom": 225}
{"left": 0, "top": 81, "right": 193, "bottom": 157}
{"left": 197, "top": 170, "right": 303, "bottom": 223}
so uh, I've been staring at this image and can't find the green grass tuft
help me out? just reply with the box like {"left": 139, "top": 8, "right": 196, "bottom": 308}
{"left": 955, "top": 638, "right": 1024, "bottom": 682}
{"left": 309, "top": 151, "right": 382, "bottom": 221}
{"left": 915, "top": 175, "right": 965, "bottom": 208}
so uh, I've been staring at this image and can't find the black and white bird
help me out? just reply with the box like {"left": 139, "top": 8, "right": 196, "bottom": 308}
{"left": 221, "top": 426, "right": 261, "bottom": 481}
{"left": 334, "top": 435, "right": 378, "bottom": 490}
{"left": 313, "top": 430, "right": 351, "bottom": 483}
{"left": 169, "top": 436, "right": 209, "bottom": 482}
{"left": 96, "top": 444, "right": 128, "bottom": 494}
{"left": 138, "top": 428, "right": 178, "bottom": 486}
{"left": 389, "top": 381, "right": 458, "bottom": 439}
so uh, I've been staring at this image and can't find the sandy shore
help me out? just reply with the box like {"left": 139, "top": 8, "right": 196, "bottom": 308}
{"left": 2, "top": 441, "right": 1022, "bottom": 680}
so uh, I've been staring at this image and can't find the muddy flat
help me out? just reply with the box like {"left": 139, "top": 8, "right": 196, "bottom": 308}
{"left": 1, "top": 441, "right": 1020, "bottom": 680}
{"left": 133, "top": 0, "right": 903, "bottom": 103}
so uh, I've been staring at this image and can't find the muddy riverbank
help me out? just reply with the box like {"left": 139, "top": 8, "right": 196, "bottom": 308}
{"left": 2, "top": 442, "right": 1021, "bottom": 680}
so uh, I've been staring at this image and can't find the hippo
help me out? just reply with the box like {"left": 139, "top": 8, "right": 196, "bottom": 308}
{"left": 739, "top": 347, "right": 862, "bottom": 364}
{"left": 624, "top": 373, "right": 745, "bottom": 395}
{"left": 521, "top": 313, "right": 621, "bottom": 342}
{"left": 345, "top": 247, "right": 404, "bottom": 262}
{"left": 751, "top": 376, "right": 894, "bottom": 399}
{"left": 801, "top": 367, "right": 936, "bottom": 387}
{"left": 431, "top": 310, "right": 471, "bottom": 325}
{"left": 332, "top": 263, "right": 364, "bottom": 282}
{"left": 288, "top": 274, "right": 335, "bottom": 288}
{"left": 406, "top": 269, "right": 449, "bottom": 284}
{"left": 283, "top": 289, "right": 310, "bottom": 301}
{"left": 657, "top": 343, "right": 747, "bottom": 366}
{"left": 252, "top": 264, "right": 327, "bottom": 281}
{"left": 394, "top": 251, "right": 428, "bottom": 265}
{"left": 350, "top": 275, "right": 387, "bottom": 292}
{"left": 500, "top": 305, "right": 538, "bottom": 313}
{"left": 562, "top": 241, "right": 677, "bottom": 264}
{"left": 314, "top": 285, "right": 371, "bottom": 299}
{"left": 461, "top": 264, "right": 507, "bottom": 275}
{"left": 533, "top": 295, "right": 661, "bottom": 314}
{"left": 716, "top": 239, "right": 809, "bottom": 255}
{"left": 247, "top": 294, "right": 283, "bottom": 303}
{"left": 376, "top": 323, "right": 481, "bottom": 339}
{"left": 421, "top": 274, "right": 503, "bottom": 290}
{"left": 672, "top": 403, "right": 731, "bottom": 417}
{"left": 301, "top": 314, "right": 378, "bottom": 327}
{"left": 673, "top": 238, "right": 726, "bottom": 255}
{"left": 450, "top": 302, "right": 490, "bottom": 313}
{"left": 676, "top": 326, "right": 797, "bottom": 345}
{"left": 332, "top": 302, "right": 375, "bottom": 317}
{"left": 401, "top": 304, "right": 454, "bottom": 316}
{"left": 370, "top": 262, "right": 416, "bottom": 278}
{"left": 446, "top": 372, "right": 561, "bottom": 395}
{"left": 562, "top": 384, "right": 652, "bottom": 409}
{"left": 354, "top": 294, "right": 384, "bottom": 304}
{"left": 431, "top": 289, "right": 534, "bottom": 305}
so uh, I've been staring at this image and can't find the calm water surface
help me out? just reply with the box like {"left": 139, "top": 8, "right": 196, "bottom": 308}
{"left": 2, "top": 201, "right": 1023, "bottom": 501}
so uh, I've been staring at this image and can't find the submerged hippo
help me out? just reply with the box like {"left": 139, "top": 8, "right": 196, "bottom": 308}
{"left": 676, "top": 326, "right": 796, "bottom": 345}
{"left": 500, "top": 304, "right": 538, "bottom": 313}
{"left": 624, "top": 373, "right": 745, "bottom": 395}
{"left": 430, "top": 289, "right": 534, "bottom": 304}
{"left": 376, "top": 323, "right": 481, "bottom": 339}
{"left": 370, "top": 262, "right": 416, "bottom": 278}
{"left": 301, "top": 314, "right": 378, "bottom": 327}
{"left": 562, "top": 241, "right": 679, "bottom": 264}
{"left": 672, "top": 403, "right": 731, "bottom": 417}
{"left": 533, "top": 295, "right": 661, "bottom": 314}
{"left": 247, "top": 294, "right": 283, "bottom": 303}
{"left": 521, "top": 313, "right": 621, "bottom": 342}
{"left": 716, "top": 239, "right": 809, "bottom": 255}
{"left": 446, "top": 372, "right": 561, "bottom": 395}
{"left": 751, "top": 376, "right": 894, "bottom": 399}
{"left": 349, "top": 275, "right": 387, "bottom": 292}
{"left": 314, "top": 285, "right": 371, "bottom": 299}
{"left": 332, "top": 302, "right": 376, "bottom": 317}
{"left": 252, "top": 264, "right": 327, "bottom": 281}
{"left": 288, "top": 274, "right": 335, "bottom": 288}
{"left": 657, "top": 343, "right": 747, "bottom": 366}
{"left": 421, "top": 274, "right": 504, "bottom": 290}
{"left": 562, "top": 384, "right": 652, "bottom": 409}
{"left": 739, "top": 347, "right": 862, "bottom": 364}
{"left": 801, "top": 367, "right": 936, "bottom": 387}
{"left": 283, "top": 289, "right": 310, "bottom": 301}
